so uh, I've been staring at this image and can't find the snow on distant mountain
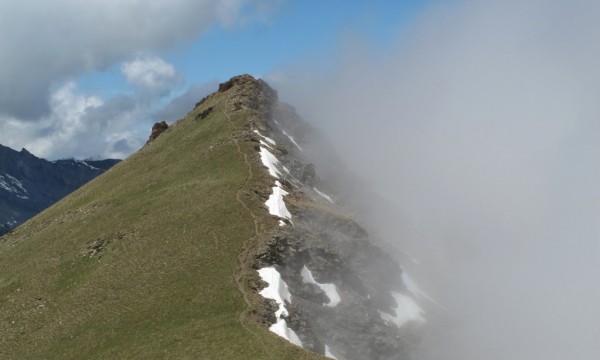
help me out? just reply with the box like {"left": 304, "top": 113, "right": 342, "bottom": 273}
{"left": 0, "top": 144, "right": 119, "bottom": 235}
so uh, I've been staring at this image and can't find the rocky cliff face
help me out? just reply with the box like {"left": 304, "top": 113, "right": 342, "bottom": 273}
{"left": 212, "top": 75, "right": 428, "bottom": 359}
{"left": 0, "top": 144, "right": 119, "bottom": 234}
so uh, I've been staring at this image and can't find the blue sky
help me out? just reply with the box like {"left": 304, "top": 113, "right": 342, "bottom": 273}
{"left": 175, "top": 0, "right": 424, "bottom": 83}
{"left": 0, "top": 0, "right": 427, "bottom": 160}
{"left": 79, "top": 1, "right": 425, "bottom": 98}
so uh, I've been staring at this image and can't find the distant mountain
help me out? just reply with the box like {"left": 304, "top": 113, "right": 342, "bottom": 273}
{"left": 0, "top": 144, "right": 119, "bottom": 234}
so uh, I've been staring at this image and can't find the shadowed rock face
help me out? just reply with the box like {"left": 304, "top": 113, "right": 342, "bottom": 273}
{"left": 0, "top": 144, "right": 119, "bottom": 233}
{"left": 146, "top": 121, "right": 169, "bottom": 144}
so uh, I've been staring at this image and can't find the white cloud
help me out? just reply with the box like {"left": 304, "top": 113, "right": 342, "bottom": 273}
{"left": 121, "top": 56, "right": 180, "bottom": 96}
{"left": 0, "top": 0, "right": 277, "bottom": 119}
{"left": 275, "top": 1, "right": 600, "bottom": 359}
{"left": 0, "top": 0, "right": 277, "bottom": 159}
{"left": 0, "top": 74, "right": 218, "bottom": 161}
{"left": 0, "top": 83, "right": 144, "bottom": 160}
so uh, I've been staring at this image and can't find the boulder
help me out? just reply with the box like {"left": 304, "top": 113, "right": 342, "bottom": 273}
{"left": 146, "top": 121, "right": 169, "bottom": 144}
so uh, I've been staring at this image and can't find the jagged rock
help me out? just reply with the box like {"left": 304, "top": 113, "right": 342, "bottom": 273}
{"left": 244, "top": 84, "right": 423, "bottom": 359}
{"left": 218, "top": 75, "right": 278, "bottom": 114}
{"left": 146, "top": 121, "right": 169, "bottom": 144}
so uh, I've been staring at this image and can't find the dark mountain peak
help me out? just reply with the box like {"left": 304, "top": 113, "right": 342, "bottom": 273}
{"left": 218, "top": 74, "right": 271, "bottom": 93}
{"left": 0, "top": 143, "right": 119, "bottom": 233}
{"left": 194, "top": 74, "right": 278, "bottom": 112}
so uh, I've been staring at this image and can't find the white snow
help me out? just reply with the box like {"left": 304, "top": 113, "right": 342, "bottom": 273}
{"left": 269, "top": 319, "right": 303, "bottom": 347}
{"left": 282, "top": 129, "right": 303, "bottom": 151}
{"left": 0, "top": 174, "right": 29, "bottom": 199}
{"left": 259, "top": 139, "right": 274, "bottom": 149}
{"left": 265, "top": 181, "right": 292, "bottom": 222}
{"left": 313, "top": 187, "right": 334, "bottom": 204}
{"left": 253, "top": 130, "right": 276, "bottom": 145}
{"left": 5, "top": 175, "right": 26, "bottom": 193}
{"left": 259, "top": 147, "right": 281, "bottom": 178}
{"left": 401, "top": 271, "right": 435, "bottom": 303}
{"left": 256, "top": 131, "right": 294, "bottom": 225}
{"left": 76, "top": 159, "right": 100, "bottom": 170}
{"left": 325, "top": 345, "right": 337, "bottom": 359}
{"left": 0, "top": 178, "right": 12, "bottom": 193}
{"left": 257, "top": 267, "right": 303, "bottom": 347}
{"left": 379, "top": 291, "right": 425, "bottom": 327}
{"left": 258, "top": 267, "right": 291, "bottom": 317}
{"left": 301, "top": 266, "right": 341, "bottom": 307}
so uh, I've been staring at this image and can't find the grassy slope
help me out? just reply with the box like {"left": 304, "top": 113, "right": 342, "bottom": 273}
{"left": 0, "top": 89, "right": 325, "bottom": 359}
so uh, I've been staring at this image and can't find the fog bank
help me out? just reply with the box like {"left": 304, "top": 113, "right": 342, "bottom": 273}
{"left": 275, "top": 0, "right": 600, "bottom": 358}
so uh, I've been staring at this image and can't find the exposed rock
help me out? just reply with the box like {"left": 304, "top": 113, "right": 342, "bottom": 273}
{"left": 146, "top": 121, "right": 169, "bottom": 144}
{"left": 195, "top": 106, "right": 214, "bottom": 121}
{"left": 84, "top": 231, "right": 128, "bottom": 258}
{"left": 218, "top": 75, "right": 278, "bottom": 113}
{"left": 246, "top": 92, "right": 425, "bottom": 359}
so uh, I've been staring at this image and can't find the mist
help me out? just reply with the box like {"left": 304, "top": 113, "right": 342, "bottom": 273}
{"left": 274, "top": 0, "right": 600, "bottom": 359}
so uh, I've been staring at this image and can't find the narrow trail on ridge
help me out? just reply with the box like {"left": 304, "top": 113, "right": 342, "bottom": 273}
{"left": 224, "top": 97, "right": 273, "bottom": 359}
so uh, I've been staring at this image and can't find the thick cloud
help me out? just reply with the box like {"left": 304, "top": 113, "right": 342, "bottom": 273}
{"left": 276, "top": 0, "right": 600, "bottom": 359}
{"left": 0, "top": 82, "right": 142, "bottom": 159}
{"left": 0, "top": 0, "right": 276, "bottom": 119}
{"left": 0, "top": 67, "right": 218, "bottom": 160}
{"left": 0, "top": 0, "right": 277, "bottom": 159}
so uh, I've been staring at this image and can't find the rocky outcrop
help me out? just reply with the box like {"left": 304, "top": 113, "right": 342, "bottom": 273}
{"left": 146, "top": 121, "right": 169, "bottom": 144}
{"left": 223, "top": 76, "right": 426, "bottom": 360}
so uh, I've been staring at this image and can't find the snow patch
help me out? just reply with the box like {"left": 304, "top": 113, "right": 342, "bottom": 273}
{"left": 265, "top": 181, "right": 292, "bottom": 222}
{"left": 258, "top": 267, "right": 303, "bottom": 347}
{"left": 0, "top": 174, "right": 29, "bottom": 199}
{"left": 313, "top": 187, "right": 334, "bottom": 204}
{"left": 379, "top": 291, "right": 425, "bottom": 327}
{"left": 76, "top": 159, "right": 100, "bottom": 171}
{"left": 254, "top": 130, "right": 276, "bottom": 145}
{"left": 282, "top": 129, "right": 303, "bottom": 151}
{"left": 402, "top": 271, "right": 435, "bottom": 303}
{"left": 258, "top": 267, "right": 291, "bottom": 317}
{"left": 269, "top": 319, "right": 303, "bottom": 347}
{"left": 301, "top": 266, "right": 341, "bottom": 307}
{"left": 325, "top": 345, "right": 337, "bottom": 359}
{"left": 259, "top": 147, "right": 281, "bottom": 178}
{"left": 259, "top": 140, "right": 274, "bottom": 149}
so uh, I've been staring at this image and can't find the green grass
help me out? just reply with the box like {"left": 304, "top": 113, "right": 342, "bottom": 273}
{"left": 0, "top": 90, "right": 326, "bottom": 359}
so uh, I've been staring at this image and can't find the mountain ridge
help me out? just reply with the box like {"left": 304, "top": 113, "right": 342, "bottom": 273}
{"left": 0, "top": 144, "right": 119, "bottom": 235}
{"left": 0, "top": 75, "right": 425, "bottom": 359}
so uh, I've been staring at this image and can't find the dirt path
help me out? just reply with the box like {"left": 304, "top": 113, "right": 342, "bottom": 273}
{"left": 223, "top": 97, "right": 273, "bottom": 359}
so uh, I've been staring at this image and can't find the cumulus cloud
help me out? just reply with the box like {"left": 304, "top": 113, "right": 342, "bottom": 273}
{"left": 121, "top": 56, "right": 182, "bottom": 97}
{"left": 0, "top": 0, "right": 277, "bottom": 159}
{"left": 0, "top": 64, "right": 219, "bottom": 160}
{"left": 0, "top": 0, "right": 277, "bottom": 119}
{"left": 0, "top": 82, "right": 143, "bottom": 160}
{"left": 276, "top": 0, "right": 600, "bottom": 359}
